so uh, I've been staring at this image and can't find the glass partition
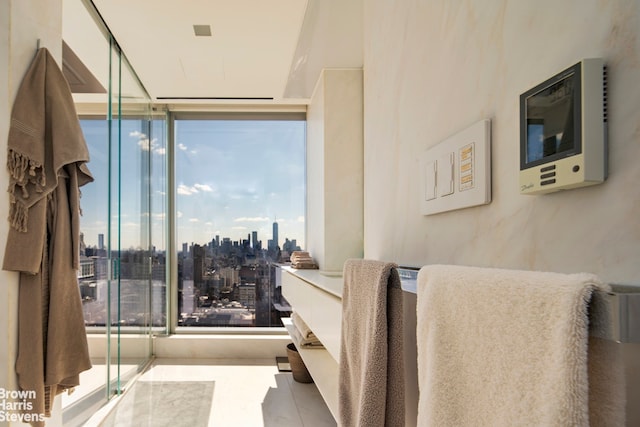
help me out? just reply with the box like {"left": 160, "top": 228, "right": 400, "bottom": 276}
{"left": 110, "top": 45, "right": 154, "bottom": 390}
{"left": 61, "top": 0, "right": 162, "bottom": 424}
{"left": 150, "top": 117, "right": 168, "bottom": 329}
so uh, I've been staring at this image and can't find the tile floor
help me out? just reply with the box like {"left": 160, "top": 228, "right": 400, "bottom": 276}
{"left": 61, "top": 359, "right": 141, "bottom": 409}
{"left": 85, "top": 358, "right": 336, "bottom": 427}
{"left": 61, "top": 359, "right": 143, "bottom": 427}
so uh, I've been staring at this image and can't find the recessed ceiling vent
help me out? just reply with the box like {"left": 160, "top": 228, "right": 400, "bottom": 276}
{"left": 193, "top": 25, "right": 212, "bottom": 37}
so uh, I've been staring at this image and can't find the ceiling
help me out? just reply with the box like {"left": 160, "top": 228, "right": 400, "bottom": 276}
{"left": 74, "top": 0, "right": 363, "bottom": 106}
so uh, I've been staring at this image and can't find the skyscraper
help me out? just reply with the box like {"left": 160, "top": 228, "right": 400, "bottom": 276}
{"left": 272, "top": 221, "right": 279, "bottom": 249}
{"left": 98, "top": 233, "right": 104, "bottom": 250}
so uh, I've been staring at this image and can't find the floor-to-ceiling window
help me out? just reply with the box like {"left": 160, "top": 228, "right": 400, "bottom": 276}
{"left": 79, "top": 114, "right": 167, "bottom": 327}
{"left": 173, "top": 113, "right": 305, "bottom": 329}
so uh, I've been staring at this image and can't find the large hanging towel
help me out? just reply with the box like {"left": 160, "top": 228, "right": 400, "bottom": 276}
{"left": 339, "top": 259, "right": 405, "bottom": 427}
{"left": 415, "top": 264, "right": 618, "bottom": 427}
{"left": 3, "top": 47, "right": 93, "bottom": 426}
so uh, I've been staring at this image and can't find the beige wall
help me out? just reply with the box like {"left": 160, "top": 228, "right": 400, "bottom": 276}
{"left": 306, "top": 69, "right": 364, "bottom": 272}
{"left": 1, "top": 1, "right": 63, "bottom": 425}
{"left": 363, "top": 0, "right": 640, "bottom": 284}
{"left": 0, "top": 6, "right": 17, "bottom": 423}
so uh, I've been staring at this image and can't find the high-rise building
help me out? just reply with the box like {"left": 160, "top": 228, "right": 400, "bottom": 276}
{"left": 272, "top": 221, "right": 279, "bottom": 249}
{"left": 252, "top": 231, "right": 258, "bottom": 249}
{"left": 193, "top": 244, "right": 205, "bottom": 284}
{"left": 79, "top": 232, "right": 86, "bottom": 256}
{"left": 98, "top": 233, "right": 104, "bottom": 250}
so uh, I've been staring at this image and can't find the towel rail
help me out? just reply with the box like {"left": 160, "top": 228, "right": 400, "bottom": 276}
{"left": 590, "top": 284, "right": 640, "bottom": 343}
{"left": 397, "top": 267, "right": 640, "bottom": 344}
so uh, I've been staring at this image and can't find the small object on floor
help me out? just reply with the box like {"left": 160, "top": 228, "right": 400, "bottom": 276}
{"left": 276, "top": 356, "right": 291, "bottom": 372}
{"left": 286, "top": 343, "right": 313, "bottom": 383}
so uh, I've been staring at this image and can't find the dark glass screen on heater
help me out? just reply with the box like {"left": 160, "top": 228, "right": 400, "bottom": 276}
{"left": 525, "top": 74, "right": 576, "bottom": 164}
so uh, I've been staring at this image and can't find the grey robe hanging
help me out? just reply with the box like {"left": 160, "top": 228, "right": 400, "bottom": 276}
{"left": 3, "top": 47, "right": 93, "bottom": 426}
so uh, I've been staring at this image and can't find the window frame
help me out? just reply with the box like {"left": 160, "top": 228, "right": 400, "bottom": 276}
{"left": 167, "top": 110, "right": 307, "bottom": 334}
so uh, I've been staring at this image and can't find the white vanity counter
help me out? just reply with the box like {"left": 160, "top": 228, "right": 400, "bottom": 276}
{"left": 280, "top": 266, "right": 343, "bottom": 421}
{"left": 280, "top": 266, "right": 343, "bottom": 298}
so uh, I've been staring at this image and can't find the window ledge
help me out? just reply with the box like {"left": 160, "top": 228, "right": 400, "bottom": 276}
{"left": 153, "top": 333, "right": 291, "bottom": 359}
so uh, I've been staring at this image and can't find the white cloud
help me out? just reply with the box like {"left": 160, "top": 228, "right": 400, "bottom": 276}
{"left": 194, "top": 183, "right": 213, "bottom": 192}
{"left": 177, "top": 211, "right": 183, "bottom": 218}
{"left": 205, "top": 222, "right": 213, "bottom": 226}
{"left": 234, "top": 216, "right": 269, "bottom": 222}
{"left": 177, "top": 184, "right": 198, "bottom": 195}
{"left": 129, "top": 130, "right": 146, "bottom": 138}
{"left": 178, "top": 183, "right": 215, "bottom": 195}
{"left": 297, "top": 216, "right": 305, "bottom": 223}
{"left": 189, "top": 218, "right": 199, "bottom": 223}
{"left": 138, "top": 138, "right": 151, "bottom": 151}
{"left": 178, "top": 143, "right": 188, "bottom": 151}
{"left": 137, "top": 137, "right": 165, "bottom": 155}
{"left": 232, "top": 226, "right": 247, "bottom": 230}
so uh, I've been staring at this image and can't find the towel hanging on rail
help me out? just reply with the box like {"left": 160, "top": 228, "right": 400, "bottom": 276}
{"left": 339, "top": 259, "right": 405, "bottom": 427}
{"left": 415, "top": 264, "right": 615, "bottom": 427}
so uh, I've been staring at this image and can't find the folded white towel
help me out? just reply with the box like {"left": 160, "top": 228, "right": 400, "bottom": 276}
{"left": 291, "top": 312, "right": 316, "bottom": 340}
{"left": 416, "top": 264, "right": 609, "bottom": 427}
{"left": 291, "top": 326, "right": 324, "bottom": 348}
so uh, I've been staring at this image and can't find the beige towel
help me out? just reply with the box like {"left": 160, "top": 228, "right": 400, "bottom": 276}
{"left": 290, "top": 251, "right": 318, "bottom": 269}
{"left": 290, "top": 326, "right": 324, "bottom": 348}
{"left": 2, "top": 48, "right": 93, "bottom": 426}
{"left": 292, "top": 311, "right": 317, "bottom": 340}
{"left": 291, "top": 261, "right": 318, "bottom": 269}
{"left": 291, "top": 250, "right": 309, "bottom": 259}
{"left": 291, "top": 312, "right": 323, "bottom": 347}
{"left": 416, "top": 264, "right": 610, "bottom": 427}
{"left": 339, "top": 259, "right": 404, "bottom": 427}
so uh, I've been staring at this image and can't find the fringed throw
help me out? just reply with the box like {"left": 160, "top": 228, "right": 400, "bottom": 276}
{"left": 7, "top": 149, "right": 47, "bottom": 232}
{"left": 3, "top": 47, "right": 94, "bottom": 427}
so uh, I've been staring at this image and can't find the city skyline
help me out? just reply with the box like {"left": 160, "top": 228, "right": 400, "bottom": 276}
{"left": 178, "top": 223, "right": 300, "bottom": 255}
{"left": 175, "top": 119, "right": 306, "bottom": 250}
{"left": 78, "top": 118, "right": 306, "bottom": 251}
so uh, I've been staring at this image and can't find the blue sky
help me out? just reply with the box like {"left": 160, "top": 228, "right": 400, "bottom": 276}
{"left": 79, "top": 118, "right": 306, "bottom": 251}
{"left": 175, "top": 119, "right": 306, "bottom": 249}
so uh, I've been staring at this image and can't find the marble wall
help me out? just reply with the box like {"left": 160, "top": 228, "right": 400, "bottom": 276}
{"left": 362, "top": 0, "right": 640, "bottom": 285}
{"left": 0, "top": 5, "right": 15, "bottom": 423}
{"left": 307, "top": 69, "right": 364, "bottom": 272}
